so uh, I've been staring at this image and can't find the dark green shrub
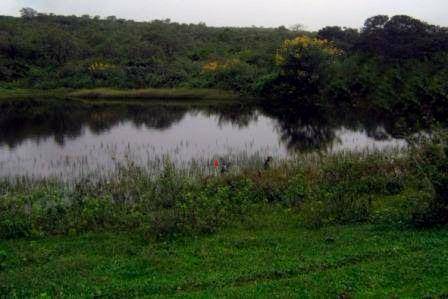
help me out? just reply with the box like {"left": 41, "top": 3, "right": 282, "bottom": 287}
{"left": 300, "top": 189, "right": 372, "bottom": 228}
{"left": 0, "top": 199, "right": 33, "bottom": 239}
{"left": 0, "top": 250, "right": 7, "bottom": 270}
{"left": 409, "top": 131, "right": 448, "bottom": 227}
{"left": 148, "top": 175, "right": 258, "bottom": 238}
{"left": 370, "top": 190, "right": 434, "bottom": 226}
{"left": 197, "top": 59, "right": 261, "bottom": 95}
{"left": 298, "top": 152, "right": 416, "bottom": 228}
{"left": 149, "top": 188, "right": 230, "bottom": 238}
{"left": 0, "top": 214, "right": 32, "bottom": 239}
{"left": 249, "top": 169, "right": 308, "bottom": 205}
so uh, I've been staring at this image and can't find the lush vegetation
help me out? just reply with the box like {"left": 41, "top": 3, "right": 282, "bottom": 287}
{"left": 0, "top": 8, "right": 295, "bottom": 94}
{"left": 265, "top": 16, "right": 448, "bottom": 121}
{"left": 4, "top": 142, "right": 446, "bottom": 294}
{"left": 1, "top": 131, "right": 446, "bottom": 239}
{"left": 2, "top": 221, "right": 448, "bottom": 297}
{"left": 1, "top": 8, "right": 448, "bottom": 297}
{"left": 1, "top": 11, "right": 447, "bottom": 120}
{"left": 0, "top": 132, "right": 447, "bottom": 297}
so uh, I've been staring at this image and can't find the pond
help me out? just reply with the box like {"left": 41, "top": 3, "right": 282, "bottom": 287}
{"left": 0, "top": 99, "right": 409, "bottom": 181}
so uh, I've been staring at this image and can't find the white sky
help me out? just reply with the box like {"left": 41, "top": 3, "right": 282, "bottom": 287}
{"left": 1, "top": 0, "right": 447, "bottom": 30}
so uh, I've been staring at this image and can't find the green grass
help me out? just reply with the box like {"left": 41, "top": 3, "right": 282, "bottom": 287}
{"left": 69, "top": 88, "right": 240, "bottom": 100}
{"left": 1, "top": 207, "right": 447, "bottom": 298}
{"left": 0, "top": 88, "right": 240, "bottom": 101}
{"left": 0, "top": 88, "right": 70, "bottom": 100}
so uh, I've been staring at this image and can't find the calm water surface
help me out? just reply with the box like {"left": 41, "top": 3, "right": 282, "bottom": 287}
{"left": 0, "top": 99, "right": 407, "bottom": 180}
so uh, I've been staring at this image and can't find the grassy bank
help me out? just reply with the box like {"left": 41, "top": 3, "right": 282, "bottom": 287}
{"left": 0, "top": 88, "right": 70, "bottom": 100}
{"left": 0, "top": 132, "right": 447, "bottom": 296}
{"left": 0, "top": 88, "right": 240, "bottom": 101}
{"left": 1, "top": 132, "right": 447, "bottom": 239}
{"left": 1, "top": 213, "right": 448, "bottom": 297}
{"left": 69, "top": 88, "right": 240, "bottom": 100}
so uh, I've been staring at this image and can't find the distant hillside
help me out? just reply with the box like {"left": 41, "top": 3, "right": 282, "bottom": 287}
{"left": 1, "top": 11, "right": 447, "bottom": 102}
{"left": 0, "top": 12, "right": 296, "bottom": 90}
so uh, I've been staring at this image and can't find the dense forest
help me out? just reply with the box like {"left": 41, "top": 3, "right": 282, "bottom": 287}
{"left": 0, "top": 8, "right": 296, "bottom": 91}
{"left": 1, "top": 8, "right": 448, "bottom": 118}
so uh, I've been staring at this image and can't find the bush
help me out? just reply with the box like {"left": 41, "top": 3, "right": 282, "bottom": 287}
{"left": 263, "top": 36, "right": 342, "bottom": 101}
{"left": 0, "top": 250, "right": 7, "bottom": 270}
{"left": 0, "top": 195, "right": 33, "bottom": 238}
{"left": 370, "top": 190, "right": 434, "bottom": 226}
{"left": 298, "top": 152, "right": 422, "bottom": 228}
{"left": 409, "top": 131, "right": 448, "bottom": 227}
{"left": 149, "top": 177, "right": 255, "bottom": 239}
{"left": 197, "top": 59, "right": 262, "bottom": 94}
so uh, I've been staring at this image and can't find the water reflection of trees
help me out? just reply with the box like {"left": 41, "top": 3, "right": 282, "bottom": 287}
{"left": 0, "top": 99, "right": 86, "bottom": 147}
{"left": 261, "top": 105, "right": 337, "bottom": 152}
{"left": 259, "top": 103, "right": 430, "bottom": 153}
{"left": 199, "top": 102, "right": 259, "bottom": 128}
{"left": 0, "top": 100, "right": 189, "bottom": 148}
{"left": 0, "top": 100, "right": 262, "bottom": 148}
{"left": 0, "top": 98, "right": 434, "bottom": 151}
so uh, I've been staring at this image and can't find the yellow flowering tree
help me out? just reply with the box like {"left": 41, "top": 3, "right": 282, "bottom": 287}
{"left": 201, "top": 59, "right": 241, "bottom": 73}
{"left": 88, "top": 62, "right": 115, "bottom": 73}
{"left": 87, "top": 61, "right": 125, "bottom": 85}
{"left": 273, "top": 36, "right": 342, "bottom": 96}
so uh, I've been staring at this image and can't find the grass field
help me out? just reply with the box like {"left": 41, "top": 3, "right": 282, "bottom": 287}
{"left": 1, "top": 207, "right": 447, "bottom": 298}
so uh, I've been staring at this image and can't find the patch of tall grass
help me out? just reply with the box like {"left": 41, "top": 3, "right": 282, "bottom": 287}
{"left": 69, "top": 88, "right": 239, "bottom": 100}
{"left": 0, "top": 131, "right": 446, "bottom": 240}
{"left": 0, "top": 88, "right": 69, "bottom": 100}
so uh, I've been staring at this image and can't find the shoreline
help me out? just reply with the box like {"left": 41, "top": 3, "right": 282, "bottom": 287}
{"left": 0, "top": 88, "right": 242, "bottom": 101}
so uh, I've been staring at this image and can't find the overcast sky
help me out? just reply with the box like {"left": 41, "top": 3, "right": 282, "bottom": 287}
{"left": 1, "top": 0, "right": 447, "bottom": 30}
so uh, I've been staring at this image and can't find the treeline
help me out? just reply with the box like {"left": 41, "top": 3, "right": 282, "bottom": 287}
{"left": 266, "top": 15, "right": 448, "bottom": 120}
{"left": 1, "top": 9, "right": 448, "bottom": 118}
{"left": 318, "top": 15, "right": 448, "bottom": 59}
{"left": 0, "top": 8, "right": 295, "bottom": 92}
